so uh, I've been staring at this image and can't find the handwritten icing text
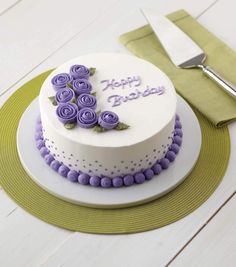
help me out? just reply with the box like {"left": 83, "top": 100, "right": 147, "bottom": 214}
{"left": 100, "top": 76, "right": 141, "bottom": 91}
{"left": 107, "top": 86, "right": 165, "bottom": 107}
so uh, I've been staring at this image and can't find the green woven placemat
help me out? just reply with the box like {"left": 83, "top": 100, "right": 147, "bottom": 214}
{"left": 0, "top": 71, "right": 230, "bottom": 234}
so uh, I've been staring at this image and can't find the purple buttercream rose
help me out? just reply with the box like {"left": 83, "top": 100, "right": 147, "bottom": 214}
{"left": 56, "top": 103, "right": 78, "bottom": 124}
{"left": 72, "top": 79, "right": 92, "bottom": 95}
{"left": 98, "top": 111, "right": 119, "bottom": 130}
{"left": 77, "top": 108, "right": 98, "bottom": 128}
{"left": 51, "top": 73, "right": 72, "bottom": 91}
{"left": 77, "top": 93, "right": 97, "bottom": 110}
{"left": 55, "top": 88, "right": 75, "bottom": 104}
{"left": 70, "top": 65, "right": 90, "bottom": 80}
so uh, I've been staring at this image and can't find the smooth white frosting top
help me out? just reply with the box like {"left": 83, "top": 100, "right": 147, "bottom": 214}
{"left": 39, "top": 53, "right": 176, "bottom": 147}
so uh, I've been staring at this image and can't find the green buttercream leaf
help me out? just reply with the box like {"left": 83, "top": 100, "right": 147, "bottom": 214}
{"left": 115, "top": 122, "right": 130, "bottom": 131}
{"left": 89, "top": 67, "right": 96, "bottom": 76}
{"left": 71, "top": 97, "right": 77, "bottom": 104}
{"left": 91, "top": 91, "right": 97, "bottom": 96}
{"left": 64, "top": 122, "right": 76, "bottom": 129}
{"left": 48, "top": 96, "right": 57, "bottom": 106}
{"left": 93, "top": 125, "right": 107, "bottom": 133}
{"left": 66, "top": 83, "right": 73, "bottom": 89}
{"left": 96, "top": 110, "right": 101, "bottom": 116}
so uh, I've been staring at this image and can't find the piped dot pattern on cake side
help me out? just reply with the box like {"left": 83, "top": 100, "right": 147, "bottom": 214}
{"left": 38, "top": 53, "right": 177, "bottom": 183}
{"left": 35, "top": 115, "right": 183, "bottom": 188}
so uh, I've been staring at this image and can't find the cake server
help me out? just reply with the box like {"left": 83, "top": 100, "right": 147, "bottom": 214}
{"left": 141, "top": 8, "right": 236, "bottom": 98}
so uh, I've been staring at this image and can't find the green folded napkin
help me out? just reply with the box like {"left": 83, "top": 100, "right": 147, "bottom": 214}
{"left": 119, "top": 9, "right": 236, "bottom": 127}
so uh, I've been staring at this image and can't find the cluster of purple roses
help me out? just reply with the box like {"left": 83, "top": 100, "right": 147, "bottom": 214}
{"left": 50, "top": 64, "right": 121, "bottom": 131}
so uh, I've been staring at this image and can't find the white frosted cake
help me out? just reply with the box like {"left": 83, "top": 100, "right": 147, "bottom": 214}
{"left": 36, "top": 53, "right": 182, "bottom": 188}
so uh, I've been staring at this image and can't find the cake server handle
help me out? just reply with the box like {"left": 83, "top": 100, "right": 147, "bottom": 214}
{"left": 198, "top": 64, "right": 236, "bottom": 98}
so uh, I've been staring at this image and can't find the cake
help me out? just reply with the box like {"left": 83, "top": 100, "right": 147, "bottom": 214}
{"left": 36, "top": 53, "right": 182, "bottom": 188}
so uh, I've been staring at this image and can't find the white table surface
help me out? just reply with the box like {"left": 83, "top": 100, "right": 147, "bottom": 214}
{"left": 0, "top": 0, "right": 236, "bottom": 266}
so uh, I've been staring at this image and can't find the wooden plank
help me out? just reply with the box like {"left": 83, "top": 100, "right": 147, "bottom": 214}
{"left": 0, "top": 0, "right": 118, "bottom": 95}
{"left": 197, "top": 0, "right": 236, "bottom": 50}
{"left": 0, "top": 205, "right": 72, "bottom": 267}
{"left": 0, "top": 0, "right": 21, "bottom": 16}
{"left": 0, "top": 0, "right": 216, "bottom": 96}
{"left": 0, "top": 190, "right": 18, "bottom": 219}
{"left": 170, "top": 194, "right": 236, "bottom": 267}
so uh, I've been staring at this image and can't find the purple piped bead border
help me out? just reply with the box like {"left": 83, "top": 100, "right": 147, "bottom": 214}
{"left": 35, "top": 115, "right": 183, "bottom": 188}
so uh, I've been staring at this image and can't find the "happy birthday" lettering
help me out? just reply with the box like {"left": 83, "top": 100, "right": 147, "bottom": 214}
{"left": 100, "top": 76, "right": 141, "bottom": 91}
{"left": 107, "top": 86, "right": 165, "bottom": 107}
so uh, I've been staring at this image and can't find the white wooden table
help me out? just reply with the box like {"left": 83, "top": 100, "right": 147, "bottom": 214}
{"left": 0, "top": 1, "right": 236, "bottom": 266}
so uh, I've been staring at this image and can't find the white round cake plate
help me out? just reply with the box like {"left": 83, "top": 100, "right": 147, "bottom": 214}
{"left": 17, "top": 95, "right": 201, "bottom": 209}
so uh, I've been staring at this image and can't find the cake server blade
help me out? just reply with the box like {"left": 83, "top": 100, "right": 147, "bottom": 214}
{"left": 141, "top": 8, "right": 236, "bottom": 98}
